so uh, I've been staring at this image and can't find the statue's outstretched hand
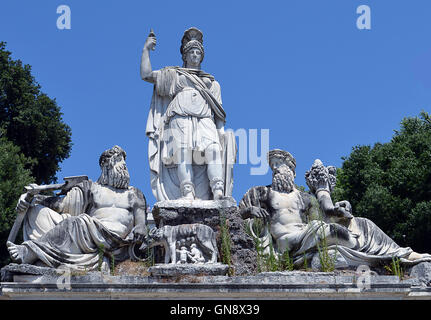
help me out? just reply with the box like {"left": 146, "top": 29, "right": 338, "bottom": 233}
{"left": 334, "top": 200, "right": 353, "bottom": 220}
{"left": 15, "top": 183, "right": 39, "bottom": 214}
{"left": 144, "top": 35, "right": 156, "bottom": 51}
{"left": 16, "top": 193, "right": 31, "bottom": 214}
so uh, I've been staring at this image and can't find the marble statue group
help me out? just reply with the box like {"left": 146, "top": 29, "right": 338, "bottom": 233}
{"left": 5, "top": 27, "right": 431, "bottom": 274}
{"left": 240, "top": 150, "right": 431, "bottom": 269}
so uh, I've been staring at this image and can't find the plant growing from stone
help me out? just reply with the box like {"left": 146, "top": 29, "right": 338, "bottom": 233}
{"left": 302, "top": 253, "right": 309, "bottom": 270}
{"left": 316, "top": 231, "right": 336, "bottom": 272}
{"left": 98, "top": 244, "right": 105, "bottom": 272}
{"left": 110, "top": 254, "right": 115, "bottom": 276}
{"left": 280, "top": 239, "right": 294, "bottom": 271}
{"left": 265, "top": 236, "right": 279, "bottom": 272}
{"left": 220, "top": 213, "right": 233, "bottom": 275}
{"left": 384, "top": 257, "right": 404, "bottom": 280}
{"left": 140, "top": 246, "right": 155, "bottom": 269}
{"left": 314, "top": 219, "right": 338, "bottom": 272}
{"left": 139, "top": 225, "right": 155, "bottom": 268}
{"left": 246, "top": 220, "right": 295, "bottom": 272}
{"left": 312, "top": 208, "right": 338, "bottom": 272}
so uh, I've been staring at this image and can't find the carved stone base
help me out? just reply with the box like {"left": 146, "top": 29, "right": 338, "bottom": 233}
{"left": 410, "top": 262, "right": 431, "bottom": 287}
{"left": 152, "top": 198, "right": 237, "bottom": 228}
{"left": 1, "top": 267, "right": 430, "bottom": 300}
{"left": 148, "top": 263, "right": 229, "bottom": 277}
{"left": 1, "top": 263, "right": 58, "bottom": 282}
{"left": 151, "top": 199, "right": 257, "bottom": 276}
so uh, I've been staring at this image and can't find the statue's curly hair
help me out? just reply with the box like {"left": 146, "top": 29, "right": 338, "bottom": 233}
{"left": 267, "top": 149, "right": 296, "bottom": 171}
{"left": 99, "top": 145, "right": 126, "bottom": 167}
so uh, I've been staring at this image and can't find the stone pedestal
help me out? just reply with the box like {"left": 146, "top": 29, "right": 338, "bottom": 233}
{"left": 1, "top": 263, "right": 59, "bottom": 282}
{"left": 152, "top": 198, "right": 236, "bottom": 228}
{"left": 1, "top": 266, "right": 430, "bottom": 300}
{"left": 148, "top": 263, "right": 229, "bottom": 277}
{"left": 409, "top": 262, "right": 431, "bottom": 287}
{"left": 151, "top": 199, "right": 257, "bottom": 276}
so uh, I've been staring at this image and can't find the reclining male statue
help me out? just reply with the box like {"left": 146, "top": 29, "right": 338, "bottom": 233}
{"left": 6, "top": 145, "right": 147, "bottom": 271}
{"left": 239, "top": 149, "right": 431, "bottom": 269}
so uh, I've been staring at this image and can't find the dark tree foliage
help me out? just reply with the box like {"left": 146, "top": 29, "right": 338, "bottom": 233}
{"left": 0, "top": 136, "right": 34, "bottom": 265}
{"left": 0, "top": 42, "right": 72, "bottom": 266}
{"left": 333, "top": 111, "right": 431, "bottom": 253}
{"left": 0, "top": 42, "right": 72, "bottom": 184}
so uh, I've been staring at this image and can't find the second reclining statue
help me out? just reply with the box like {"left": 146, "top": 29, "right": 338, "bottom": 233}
{"left": 239, "top": 149, "right": 431, "bottom": 269}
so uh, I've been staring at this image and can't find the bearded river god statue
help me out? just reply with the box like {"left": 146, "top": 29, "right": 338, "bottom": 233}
{"left": 239, "top": 149, "right": 431, "bottom": 270}
{"left": 6, "top": 146, "right": 148, "bottom": 271}
{"left": 141, "top": 27, "right": 236, "bottom": 201}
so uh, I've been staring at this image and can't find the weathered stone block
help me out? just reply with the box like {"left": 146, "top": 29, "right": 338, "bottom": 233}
{"left": 151, "top": 199, "right": 257, "bottom": 276}
{"left": 409, "top": 262, "right": 431, "bottom": 287}
{"left": 148, "top": 263, "right": 229, "bottom": 277}
{"left": 1, "top": 263, "right": 59, "bottom": 282}
{"left": 152, "top": 199, "right": 236, "bottom": 228}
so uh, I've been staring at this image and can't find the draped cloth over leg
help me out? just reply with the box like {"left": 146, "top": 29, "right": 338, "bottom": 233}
{"left": 240, "top": 185, "right": 431, "bottom": 268}
{"left": 22, "top": 214, "right": 131, "bottom": 270}
{"left": 291, "top": 218, "right": 431, "bottom": 267}
{"left": 20, "top": 182, "right": 132, "bottom": 270}
{"left": 23, "top": 205, "right": 71, "bottom": 242}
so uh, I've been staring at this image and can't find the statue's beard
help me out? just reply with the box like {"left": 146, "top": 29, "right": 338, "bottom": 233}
{"left": 272, "top": 172, "right": 295, "bottom": 193}
{"left": 98, "top": 162, "right": 130, "bottom": 189}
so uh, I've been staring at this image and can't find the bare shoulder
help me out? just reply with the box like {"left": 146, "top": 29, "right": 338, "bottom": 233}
{"left": 128, "top": 186, "right": 147, "bottom": 207}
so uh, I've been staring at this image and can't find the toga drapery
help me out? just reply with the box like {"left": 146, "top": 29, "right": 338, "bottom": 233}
{"left": 145, "top": 67, "right": 227, "bottom": 201}
{"left": 240, "top": 185, "right": 431, "bottom": 267}
{"left": 21, "top": 181, "right": 133, "bottom": 270}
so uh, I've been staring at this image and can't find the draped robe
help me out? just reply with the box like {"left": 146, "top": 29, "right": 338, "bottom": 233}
{"left": 239, "top": 186, "right": 431, "bottom": 268}
{"left": 146, "top": 67, "right": 228, "bottom": 201}
{"left": 21, "top": 181, "right": 139, "bottom": 270}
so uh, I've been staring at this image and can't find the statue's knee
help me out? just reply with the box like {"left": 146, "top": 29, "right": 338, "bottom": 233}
{"left": 26, "top": 204, "right": 48, "bottom": 221}
{"left": 26, "top": 204, "right": 63, "bottom": 226}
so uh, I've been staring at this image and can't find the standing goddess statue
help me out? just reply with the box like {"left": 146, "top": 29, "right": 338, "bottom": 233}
{"left": 141, "top": 27, "right": 235, "bottom": 201}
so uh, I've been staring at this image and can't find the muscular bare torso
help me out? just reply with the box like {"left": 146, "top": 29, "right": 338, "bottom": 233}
{"left": 268, "top": 188, "right": 309, "bottom": 242}
{"left": 89, "top": 184, "right": 136, "bottom": 238}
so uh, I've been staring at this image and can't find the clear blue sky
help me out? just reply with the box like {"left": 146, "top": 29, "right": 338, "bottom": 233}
{"left": 1, "top": 0, "right": 430, "bottom": 205}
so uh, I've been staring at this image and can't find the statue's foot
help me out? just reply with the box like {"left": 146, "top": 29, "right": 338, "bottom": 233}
{"left": 408, "top": 251, "right": 431, "bottom": 261}
{"left": 6, "top": 241, "right": 36, "bottom": 264}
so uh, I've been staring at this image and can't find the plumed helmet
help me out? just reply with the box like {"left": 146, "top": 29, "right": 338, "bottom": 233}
{"left": 180, "top": 27, "right": 205, "bottom": 65}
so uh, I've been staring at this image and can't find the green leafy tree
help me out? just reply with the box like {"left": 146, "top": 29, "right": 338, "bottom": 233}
{"left": 333, "top": 111, "right": 431, "bottom": 253}
{"left": 0, "top": 136, "right": 34, "bottom": 265}
{"left": 0, "top": 41, "right": 72, "bottom": 184}
{"left": 0, "top": 42, "right": 72, "bottom": 266}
